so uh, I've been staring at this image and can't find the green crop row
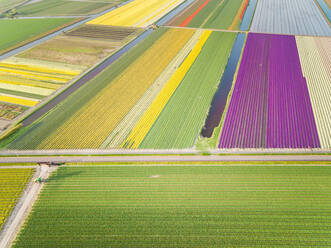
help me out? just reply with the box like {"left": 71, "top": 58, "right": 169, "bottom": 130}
{"left": 13, "top": 166, "right": 331, "bottom": 247}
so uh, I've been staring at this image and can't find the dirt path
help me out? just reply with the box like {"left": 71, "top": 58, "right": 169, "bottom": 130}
{"left": 0, "top": 155, "right": 330, "bottom": 163}
{"left": 0, "top": 165, "right": 56, "bottom": 248}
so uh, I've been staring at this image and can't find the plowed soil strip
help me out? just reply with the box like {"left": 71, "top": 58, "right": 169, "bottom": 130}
{"left": 66, "top": 25, "right": 139, "bottom": 41}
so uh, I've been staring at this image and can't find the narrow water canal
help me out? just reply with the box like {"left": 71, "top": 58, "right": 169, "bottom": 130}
{"left": 200, "top": 32, "right": 246, "bottom": 138}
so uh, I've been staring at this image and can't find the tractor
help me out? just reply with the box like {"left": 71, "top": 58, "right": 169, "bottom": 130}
{"left": 34, "top": 177, "right": 43, "bottom": 183}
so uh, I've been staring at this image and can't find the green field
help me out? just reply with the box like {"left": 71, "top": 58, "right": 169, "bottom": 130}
{"left": 0, "top": 168, "right": 34, "bottom": 230}
{"left": 140, "top": 32, "right": 236, "bottom": 149}
{"left": 187, "top": 0, "right": 243, "bottom": 29}
{"left": 0, "top": 18, "right": 75, "bottom": 54}
{"left": 13, "top": 166, "right": 331, "bottom": 247}
{"left": 15, "top": 0, "right": 116, "bottom": 16}
{"left": 5, "top": 28, "right": 168, "bottom": 150}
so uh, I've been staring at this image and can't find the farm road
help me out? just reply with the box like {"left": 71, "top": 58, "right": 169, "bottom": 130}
{"left": 0, "top": 165, "right": 55, "bottom": 248}
{"left": 0, "top": 155, "right": 330, "bottom": 163}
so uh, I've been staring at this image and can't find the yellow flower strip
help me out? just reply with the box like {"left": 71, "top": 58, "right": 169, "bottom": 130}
{"left": 136, "top": 0, "right": 183, "bottom": 27}
{"left": 0, "top": 75, "right": 61, "bottom": 90}
{"left": 122, "top": 30, "right": 212, "bottom": 149}
{"left": 0, "top": 95, "right": 39, "bottom": 107}
{"left": 3, "top": 57, "right": 84, "bottom": 75}
{"left": 0, "top": 82, "right": 54, "bottom": 96}
{"left": 0, "top": 169, "right": 34, "bottom": 230}
{"left": 229, "top": 0, "right": 247, "bottom": 30}
{"left": 0, "top": 62, "right": 80, "bottom": 77}
{"left": 0, "top": 66, "right": 73, "bottom": 81}
{"left": 38, "top": 28, "right": 195, "bottom": 149}
{"left": 87, "top": 0, "right": 180, "bottom": 27}
{"left": 0, "top": 67, "right": 69, "bottom": 83}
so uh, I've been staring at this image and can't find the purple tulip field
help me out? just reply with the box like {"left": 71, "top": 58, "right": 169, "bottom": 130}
{"left": 219, "top": 33, "right": 321, "bottom": 149}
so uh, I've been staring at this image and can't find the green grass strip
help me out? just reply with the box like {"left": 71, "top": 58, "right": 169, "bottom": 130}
{"left": 0, "top": 88, "right": 44, "bottom": 100}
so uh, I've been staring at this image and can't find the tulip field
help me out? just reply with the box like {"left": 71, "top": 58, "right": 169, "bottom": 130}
{"left": 0, "top": 57, "right": 81, "bottom": 109}
{"left": 87, "top": 0, "right": 186, "bottom": 27}
{"left": 1, "top": 0, "right": 331, "bottom": 247}
{"left": 4, "top": 28, "right": 331, "bottom": 150}
{"left": 101, "top": 30, "right": 205, "bottom": 148}
{"left": 250, "top": 0, "right": 331, "bottom": 36}
{"left": 219, "top": 33, "right": 323, "bottom": 149}
{"left": 1, "top": 0, "right": 331, "bottom": 150}
{"left": 0, "top": 168, "right": 34, "bottom": 231}
{"left": 0, "top": 23, "right": 139, "bottom": 121}
{"left": 296, "top": 36, "right": 331, "bottom": 149}
{"left": 167, "top": 0, "right": 251, "bottom": 30}
{"left": 13, "top": 166, "right": 331, "bottom": 247}
{"left": 122, "top": 30, "right": 212, "bottom": 148}
{"left": 5, "top": 28, "right": 241, "bottom": 150}
{"left": 137, "top": 31, "right": 237, "bottom": 149}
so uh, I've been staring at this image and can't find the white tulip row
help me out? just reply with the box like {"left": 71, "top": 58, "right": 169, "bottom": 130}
{"left": 296, "top": 36, "right": 331, "bottom": 149}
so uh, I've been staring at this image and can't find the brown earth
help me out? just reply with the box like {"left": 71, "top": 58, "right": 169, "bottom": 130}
{"left": 65, "top": 24, "right": 140, "bottom": 42}
{"left": 17, "top": 35, "right": 119, "bottom": 67}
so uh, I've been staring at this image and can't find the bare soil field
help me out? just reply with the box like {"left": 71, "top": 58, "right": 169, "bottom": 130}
{"left": 17, "top": 35, "right": 118, "bottom": 67}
